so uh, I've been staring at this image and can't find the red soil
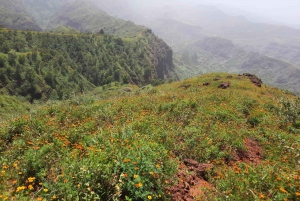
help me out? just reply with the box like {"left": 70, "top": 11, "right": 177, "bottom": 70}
{"left": 169, "top": 159, "right": 214, "bottom": 201}
{"left": 232, "top": 138, "right": 263, "bottom": 164}
{"left": 169, "top": 138, "right": 263, "bottom": 200}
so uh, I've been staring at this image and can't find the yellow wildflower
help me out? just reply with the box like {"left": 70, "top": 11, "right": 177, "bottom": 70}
{"left": 134, "top": 174, "right": 138, "bottom": 179}
{"left": 28, "top": 185, "right": 34, "bottom": 190}
{"left": 28, "top": 177, "right": 35, "bottom": 183}
{"left": 148, "top": 195, "right": 152, "bottom": 200}
{"left": 43, "top": 188, "right": 49, "bottom": 193}
{"left": 16, "top": 186, "right": 26, "bottom": 192}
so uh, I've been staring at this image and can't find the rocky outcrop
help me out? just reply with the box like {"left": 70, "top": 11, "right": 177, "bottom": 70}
{"left": 218, "top": 82, "right": 230, "bottom": 89}
{"left": 242, "top": 73, "right": 263, "bottom": 87}
{"left": 146, "top": 30, "right": 176, "bottom": 80}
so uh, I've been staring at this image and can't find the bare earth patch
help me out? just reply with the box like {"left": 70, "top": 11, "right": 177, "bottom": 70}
{"left": 232, "top": 138, "right": 263, "bottom": 164}
{"left": 169, "top": 159, "right": 214, "bottom": 201}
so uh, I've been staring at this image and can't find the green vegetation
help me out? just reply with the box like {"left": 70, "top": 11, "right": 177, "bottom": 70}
{"left": 0, "top": 28, "right": 175, "bottom": 102}
{"left": 0, "top": 95, "right": 30, "bottom": 122}
{"left": 0, "top": 73, "right": 299, "bottom": 200}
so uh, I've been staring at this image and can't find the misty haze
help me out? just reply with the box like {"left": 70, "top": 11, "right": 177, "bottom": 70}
{"left": 1, "top": 0, "right": 300, "bottom": 200}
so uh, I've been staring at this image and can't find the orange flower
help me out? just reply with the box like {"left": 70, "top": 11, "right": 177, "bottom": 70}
{"left": 296, "top": 192, "right": 300, "bottom": 196}
{"left": 280, "top": 187, "right": 288, "bottom": 194}
{"left": 28, "top": 185, "right": 34, "bottom": 190}
{"left": 135, "top": 183, "right": 143, "bottom": 188}
{"left": 258, "top": 193, "right": 265, "bottom": 199}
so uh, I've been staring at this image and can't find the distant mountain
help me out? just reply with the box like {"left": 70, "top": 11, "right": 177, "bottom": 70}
{"left": 0, "top": 0, "right": 42, "bottom": 30}
{"left": 185, "top": 37, "right": 300, "bottom": 94}
{"left": 90, "top": 0, "right": 300, "bottom": 94}
{"left": 47, "top": 0, "right": 143, "bottom": 38}
{"left": 22, "top": 0, "right": 75, "bottom": 30}
{"left": 0, "top": 0, "right": 143, "bottom": 38}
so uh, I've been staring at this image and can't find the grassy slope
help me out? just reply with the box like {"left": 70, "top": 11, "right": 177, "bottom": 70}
{"left": 0, "top": 73, "right": 299, "bottom": 200}
{"left": 0, "top": 95, "right": 30, "bottom": 122}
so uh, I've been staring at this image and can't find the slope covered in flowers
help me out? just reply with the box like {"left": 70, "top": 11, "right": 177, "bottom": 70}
{"left": 0, "top": 73, "right": 300, "bottom": 200}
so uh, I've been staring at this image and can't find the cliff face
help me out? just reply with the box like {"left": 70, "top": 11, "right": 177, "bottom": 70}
{"left": 145, "top": 29, "right": 175, "bottom": 80}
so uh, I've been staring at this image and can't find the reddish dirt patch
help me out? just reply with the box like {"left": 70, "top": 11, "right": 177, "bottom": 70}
{"left": 169, "top": 159, "right": 214, "bottom": 201}
{"left": 232, "top": 138, "right": 263, "bottom": 164}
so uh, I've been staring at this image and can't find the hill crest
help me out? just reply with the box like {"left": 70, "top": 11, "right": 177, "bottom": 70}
{"left": 0, "top": 72, "right": 299, "bottom": 200}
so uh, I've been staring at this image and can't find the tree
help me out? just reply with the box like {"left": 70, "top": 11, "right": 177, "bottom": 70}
{"left": 99, "top": 29, "right": 105, "bottom": 34}
{"left": 8, "top": 50, "right": 17, "bottom": 66}
{"left": 18, "top": 55, "right": 26, "bottom": 65}
{"left": 144, "top": 67, "right": 152, "bottom": 81}
{"left": 0, "top": 55, "right": 6, "bottom": 68}
{"left": 1, "top": 42, "right": 10, "bottom": 54}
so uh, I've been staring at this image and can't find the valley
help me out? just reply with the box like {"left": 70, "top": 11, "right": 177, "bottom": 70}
{"left": 0, "top": 0, "right": 300, "bottom": 200}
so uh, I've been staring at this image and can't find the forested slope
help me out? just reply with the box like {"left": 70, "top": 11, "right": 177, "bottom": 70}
{"left": 0, "top": 28, "right": 175, "bottom": 102}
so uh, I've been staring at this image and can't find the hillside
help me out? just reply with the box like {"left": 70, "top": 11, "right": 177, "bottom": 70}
{"left": 0, "top": 73, "right": 299, "bottom": 200}
{"left": 0, "top": 95, "right": 30, "bottom": 122}
{"left": 0, "top": 28, "right": 176, "bottom": 102}
{"left": 0, "top": 0, "right": 41, "bottom": 30}
{"left": 91, "top": 0, "right": 300, "bottom": 94}
{"left": 47, "top": 0, "right": 142, "bottom": 37}
{"left": 0, "top": 0, "right": 148, "bottom": 38}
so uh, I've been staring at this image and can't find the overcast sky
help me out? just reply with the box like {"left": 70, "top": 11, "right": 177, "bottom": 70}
{"left": 199, "top": 0, "right": 300, "bottom": 25}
